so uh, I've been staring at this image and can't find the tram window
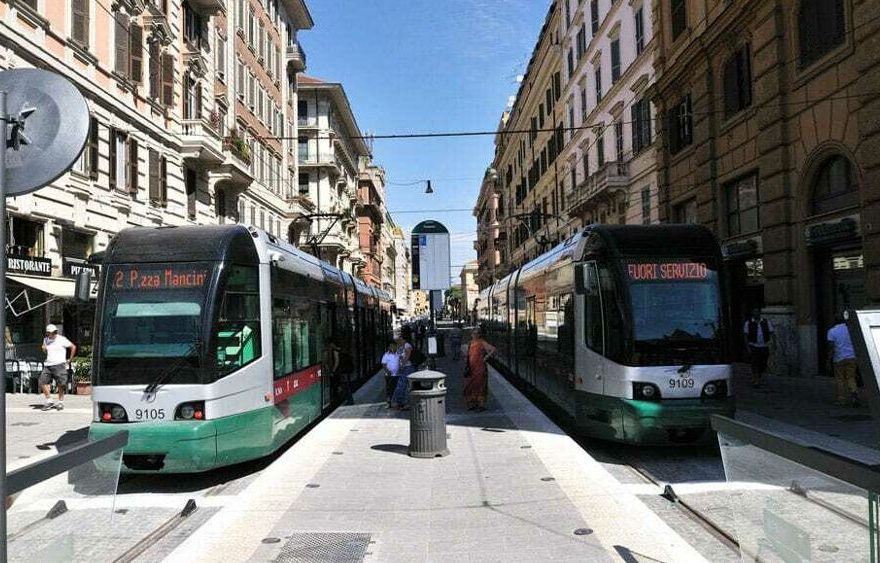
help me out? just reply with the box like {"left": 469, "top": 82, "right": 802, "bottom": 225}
{"left": 599, "top": 265, "right": 625, "bottom": 362}
{"left": 558, "top": 293, "right": 574, "bottom": 357}
{"left": 215, "top": 265, "right": 262, "bottom": 377}
{"left": 583, "top": 263, "right": 604, "bottom": 353}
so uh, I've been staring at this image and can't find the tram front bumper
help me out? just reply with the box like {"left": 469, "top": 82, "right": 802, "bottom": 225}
{"left": 620, "top": 397, "right": 735, "bottom": 444}
{"left": 89, "top": 420, "right": 218, "bottom": 473}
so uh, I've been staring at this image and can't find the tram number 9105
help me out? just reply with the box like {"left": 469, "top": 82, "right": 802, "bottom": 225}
{"left": 668, "top": 378, "right": 695, "bottom": 389}
{"left": 134, "top": 408, "right": 166, "bottom": 421}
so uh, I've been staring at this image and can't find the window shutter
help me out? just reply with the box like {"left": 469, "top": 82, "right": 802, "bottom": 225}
{"left": 631, "top": 105, "right": 640, "bottom": 153}
{"left": 88, "top": 118, "right": 99, "bottom": 180}
{"left": 161, "top": 52, "right": 174, "bottom": 106}
{"left": 72, "top": 0, "right": 89, "bottom": 47}
{"left": 114, "top": 15, "right": 129, "bottom": 77}
{"left": 130, "top": 23, "right": 143, "bottom": 84}
{"left": 195, "top": 82, "right": 202, "bottom": 118}
{"left": 108, "top": 129, "right": 117, "bottom": 190}
{"left": 128, "top": 138, "right": 138, "bottom": 194}
{"left": 149, "top": 42, "right": 161, "bottom": 99}
{"left": 149, "top": 148, "right": 159, "bottom": 201}
{"left": 643, "top": 101, "right": 652, "bottom": 147}
{"left": 159, "top": 156, "right": 168, "bottom": 204}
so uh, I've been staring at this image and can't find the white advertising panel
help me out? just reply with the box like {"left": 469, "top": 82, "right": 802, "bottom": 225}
{"left": 411, "top": 221, "right": 451, "bottom": 291}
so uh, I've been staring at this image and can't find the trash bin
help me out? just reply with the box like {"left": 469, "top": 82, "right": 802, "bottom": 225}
{"left": 408, "top": 370, "right": 449, "bottom": 458}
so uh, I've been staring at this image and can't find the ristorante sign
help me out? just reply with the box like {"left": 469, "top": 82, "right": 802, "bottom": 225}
{"left": 7, "top": 254, "right": 52, "bottom": 276}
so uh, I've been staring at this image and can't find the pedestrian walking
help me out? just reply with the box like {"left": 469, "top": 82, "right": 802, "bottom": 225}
{"left": 463, "top": 326, "right": 496, "bottom": 411}
{"left": 381, "top": 341, "right": 400, "bottom": 409}
{"left": 40, "top": 324, "right": 76, "bottom": 411}
{"left": 827, "top": 312, "right": 859, "bottom": 407}
{"left": 392, "top": 332, "right": 414, "bottom": 410}
{"left": 744, "top": 309, "right": 773, "bottom": 388}
{"left": 327, "top": 336, "right": 354, "bottom": 406}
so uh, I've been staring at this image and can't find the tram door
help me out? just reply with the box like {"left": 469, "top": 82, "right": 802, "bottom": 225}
{"left": 575, "top": 262, "right": 606, "bottom": 396}
{"left": 320, "top": 304, "right": 334, "bottom": 410}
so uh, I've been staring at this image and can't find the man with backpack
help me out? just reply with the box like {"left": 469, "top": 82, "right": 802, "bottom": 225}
{"left": 744, "top": 308, "right": 774, "bottom": 388}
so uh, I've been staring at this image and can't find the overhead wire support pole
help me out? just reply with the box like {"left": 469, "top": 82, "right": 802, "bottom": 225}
{"left": 0, "top": 89, "right": 8, "bottom": 562}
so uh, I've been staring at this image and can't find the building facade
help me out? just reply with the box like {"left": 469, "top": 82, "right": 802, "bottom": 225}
{"left": 355, "top": 159, "right": 386, "bottom": 287}
{"left": 653, "top": 0, "right": 880, "bottom": 376}
{"left": 391, "top": 225, "right": 412, "bottom": 318}
{"left": 0, "top": 0, "right": 312, "bottom": 356}
{"left": 559, "top": 0, "right": 659, "bottom": 229}
{"left": 294, "top": 75, "right": 369, "bottom": 273}
{"left": 474, "top": 3, "right": 568, "bottom": 289}
{"left": 459, "top": 260, "right": 479, "bottom": 323}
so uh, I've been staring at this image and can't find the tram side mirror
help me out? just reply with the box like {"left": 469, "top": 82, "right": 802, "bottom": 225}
{"left": 74, "top": 271, "right": 91, "bottom": 302}
{"left": 574, "top": 265, "right": 585, "bottom": 294}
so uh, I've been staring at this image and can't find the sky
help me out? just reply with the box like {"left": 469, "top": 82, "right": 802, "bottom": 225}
{"left": 302, "top": 0, "right": 553, "bottom": 283}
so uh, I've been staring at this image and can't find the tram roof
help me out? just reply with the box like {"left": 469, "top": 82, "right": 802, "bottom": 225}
{"left": 104, "top": 225, "right": 259, "bottom": 264}
{"left": 583, "top": 224, "right": 720, "bottom": 257}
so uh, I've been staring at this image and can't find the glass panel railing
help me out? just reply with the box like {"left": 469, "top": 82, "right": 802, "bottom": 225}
{"left": 714, "top": 416, "right": 880, "bottom": 563}
{"left": 6, "top": 434, "right": 125, "bottom": 562}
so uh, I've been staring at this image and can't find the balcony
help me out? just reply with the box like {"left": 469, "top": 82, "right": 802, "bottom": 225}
{"left": 286, "top": 43, "right": 307, "bottom": 74}
{"left": 289, "top": 193, "right": 316, "bottom": 211}
{"left": 186, "top": 0, "right": 224, "bottom": 15}
{"left": 180, "top": 118, "right": 224, "bottom": 165}
{"left": 567, "top": 161, "right": 630, "bottom": 218}
{"left": 208, "top": 132, "right": 253, "bottom": 191}
{"left": 297, "top": 117, "right": 318, "bottom": 129}
{"left": 298, "top": 155, "right": 341, "bottom": 177}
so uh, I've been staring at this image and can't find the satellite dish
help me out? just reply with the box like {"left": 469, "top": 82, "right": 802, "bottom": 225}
{"left": 0, "top": 69, "right": 90, "bottom": 197}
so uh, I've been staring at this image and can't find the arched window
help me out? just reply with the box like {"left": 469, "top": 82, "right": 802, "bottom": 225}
{"left": 811, "top": 155, "right": 858, "bottom": 215}
{"left": 798, "top": 0, "right": 845, "bottom": 67}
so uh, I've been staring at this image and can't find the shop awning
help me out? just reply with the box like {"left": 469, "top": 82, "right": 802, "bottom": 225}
{"left": 6, "top": 275, "right": 96, "bottom": 317}
{"left": 7, "top": 275, "right": 76, "bottom": 298}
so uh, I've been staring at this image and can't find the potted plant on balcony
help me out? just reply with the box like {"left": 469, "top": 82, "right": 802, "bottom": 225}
{"left": 224, "top": 128, "right": 251, "bottom": 165}
{"left": 72, "top": 348, "right": 92, "bottom": 395}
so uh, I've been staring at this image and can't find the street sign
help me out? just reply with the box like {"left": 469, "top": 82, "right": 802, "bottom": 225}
{"left": 0, "top": 69, "right": 90, "bottom": 196}
{"left": 411, "top": 220, "right": 450, "bottom": 290}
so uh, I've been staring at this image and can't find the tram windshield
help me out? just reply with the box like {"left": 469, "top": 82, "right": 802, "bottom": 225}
{"left": 96, "top": 262, "right": 213, "bottom": 385}
{"left": 625, "top": 260, "right": 723, "bottom": 364}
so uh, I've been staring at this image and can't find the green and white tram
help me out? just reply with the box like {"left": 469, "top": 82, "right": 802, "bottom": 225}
{"left": 478, "top": 224, "right": 734, "bottom": 445}
{"left": 88, "top": 225, "right": 393, "bottom": 472}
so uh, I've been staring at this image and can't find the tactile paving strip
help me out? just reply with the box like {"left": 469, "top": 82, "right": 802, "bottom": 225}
{"left": 275, "top": 532, "right": 371, "bottom": 563}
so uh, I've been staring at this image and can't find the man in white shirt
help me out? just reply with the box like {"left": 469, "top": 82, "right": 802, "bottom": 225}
{"left": 827, "top": 312, "right": 858, "bottom": 407}
{"left": 40, "top": 324, "right": 76, "bottom": 411}
{"left": 743, "top": 309, "right": 774, "bottom": 388}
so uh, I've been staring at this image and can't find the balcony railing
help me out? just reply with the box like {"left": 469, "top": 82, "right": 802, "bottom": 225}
{"left": 181, "top": 117, "right": 220, "bottom": 140}
{"left": 567, "top": 160, "right": 630, "bottom": 216}
{"left": 297, "top": 117, "right": 318, "bottom": 128}
{"left": 286, "top": 42, "right": 307, "bottom": 73}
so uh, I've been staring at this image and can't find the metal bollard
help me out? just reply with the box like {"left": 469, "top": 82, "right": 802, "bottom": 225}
{"left": 408, "top": 370, "right": 449, "bottom": 458}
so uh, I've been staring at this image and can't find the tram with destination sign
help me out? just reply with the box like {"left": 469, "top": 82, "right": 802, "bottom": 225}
{"left": 88, "top": 225, "right": 393, "bottom": 472}
{"left": 477, "top": 224, "right": 733, "bottom": 444}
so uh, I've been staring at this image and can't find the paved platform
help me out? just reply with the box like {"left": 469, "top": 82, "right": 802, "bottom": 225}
{"left": 4, "top": 392, "right": 92, "bottom": 471}
{"left": 167, "top": 353, "right": 708, "bottom": 563}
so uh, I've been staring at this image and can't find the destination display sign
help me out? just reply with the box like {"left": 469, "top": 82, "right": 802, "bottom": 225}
{"left": 627, "top": 262, "right": 711, "bottom": 281}
{"left": 112, "top": 265, "right": 210, "bottom": 291}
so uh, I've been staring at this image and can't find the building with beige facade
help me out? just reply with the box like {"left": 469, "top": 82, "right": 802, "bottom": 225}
{"left": 474, "top": 2, "right": 569, "bottom": 289}
{"left": 0, "top": 0, "right": 312, "bottom": 355}
{"left": 559, "top": 0, "right": 659, "bottom": 228}
{"left": 652, "top": 0, "right": 880, "bottom": 376}
{"left": 391, "top": 225, "right": 412, "bottom": 318}
{"left": 459, "top": 260, "right": 479, "bottom": 323}
{"left": 294, "top": 75, "right": 370, "bottom": 274}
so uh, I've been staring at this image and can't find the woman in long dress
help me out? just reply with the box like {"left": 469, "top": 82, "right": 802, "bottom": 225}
{"left": 464, "top": 327, "right": 496, "bottom": 411}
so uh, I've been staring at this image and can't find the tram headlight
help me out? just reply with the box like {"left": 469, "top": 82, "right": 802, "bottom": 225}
{"left": 175, "top": 401, "right": 206, "bottom": 421}
{"left": 632, "top": 383, "right": 660, "bottom": 402}
{"left": 701, "top": 380, "right": 728, "bottom": 399}
{"left": 111, "top": 406, "right": 126, "bottom": 420}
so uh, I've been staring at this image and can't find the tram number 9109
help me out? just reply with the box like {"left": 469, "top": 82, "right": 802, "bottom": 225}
{"left": 668, "top": 378, "right": 695, "bottom": 389}
{"left": 134, "top": 408, "right": 166, "bottom": 421}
